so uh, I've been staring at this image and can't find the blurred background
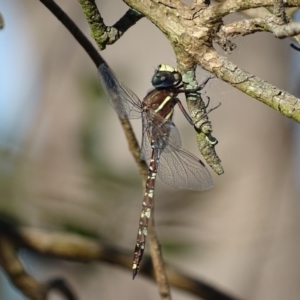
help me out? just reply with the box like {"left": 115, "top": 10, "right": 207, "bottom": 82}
{"left": 0, "top": 0, "right": 300, "bottom": 299}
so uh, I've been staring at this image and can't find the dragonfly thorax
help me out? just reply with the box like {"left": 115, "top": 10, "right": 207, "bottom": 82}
{"left": 142, "top": 89, "right": 177, "bottom": 120}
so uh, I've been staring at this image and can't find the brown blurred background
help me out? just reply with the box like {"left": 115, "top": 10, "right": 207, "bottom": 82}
{"left": 0, "top": 1, "right": 299, "bottom": 299}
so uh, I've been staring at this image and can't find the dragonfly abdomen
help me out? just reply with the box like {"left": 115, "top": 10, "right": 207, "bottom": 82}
{"left": 132, "top": 154, "right": 158, "bottom": 279}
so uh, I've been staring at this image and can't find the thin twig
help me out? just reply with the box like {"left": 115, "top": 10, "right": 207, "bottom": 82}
{"left": 121, "top": 1, "right": 300, "bottom": 121}
{"left": 0, "top": 12, "right": 4, "bottom": 29}
{"left": 177, "top": 63, "right": 223, "bottom": 175}
{"left": 40, "top": 0, "right": 104, "bottom": 66}
{"left": 219, "top": 17, "right": 300, "bottom": 39}
{"left": 119, "top": 118, "right": 148, "bottom": 180}
{"left": 119, "top": 119, "right": 170, "bottom": 296}
{"left": 273, "top": 0, "right": 288, "bottom": 22}
{"left": 0, "top": 234, "right": 76, "bottom": 300}
{"left": 202, "top": 0, "right": 300, "bottom": 23}
{"left": 219, "top": 17, "right": 275, "bottom": 38}
{"left": 195, "top": 48, "right": 300, "bottom": 123}
{"left": 3, "top": 222, "right": 241, "bottom": 300}
{"left": 291, "top": 43, "right": 300, "bottom": 50}
{"left": 273, "top": 22, "right": 300, "bottom": 37}
{"left": 148, "top": 207, "right": 171, "bottom": 300}
{"left": 77, "top": 0, "right": 143, "bottom": 50}
{"left": 120, "top": 118, "right": 172, "bottom": 296}
{"left": 40, "top": 0, "right": 169, "bottom": 297}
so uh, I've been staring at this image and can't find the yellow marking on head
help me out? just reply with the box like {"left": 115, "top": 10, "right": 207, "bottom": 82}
{"left": 158, "top": 64, "right": 176, "bottom": 72}
{"left": 154, "top": 96, "right": 172, "bottom": 113}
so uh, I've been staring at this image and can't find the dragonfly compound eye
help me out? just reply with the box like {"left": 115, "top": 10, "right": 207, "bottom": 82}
{"left": 152, "top": 70, "right": 182, "bottom": 88}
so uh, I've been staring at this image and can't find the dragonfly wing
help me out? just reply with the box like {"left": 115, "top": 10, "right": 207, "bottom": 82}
{"left": 98, "top": 63, "right": 142, "bottom": 119}
{"left": 157, "top": 146, "right": 213, "bottom": 191}
{"left": 140, "top": 114, "right": 152, "bottom": 161}
{"left": 147, "top": 111, "right": 182, "bottom": 149}
{"left": 140, "top": 112, "right": 183, "bottom": 161}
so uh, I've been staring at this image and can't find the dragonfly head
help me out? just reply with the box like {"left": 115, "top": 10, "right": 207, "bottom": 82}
{"left": 152, "top": 64, "right": 182, "bottom": 88}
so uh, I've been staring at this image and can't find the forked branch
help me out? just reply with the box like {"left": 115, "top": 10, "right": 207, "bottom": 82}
{"left": 77, "top": 0, "right": 143, "bottom": 50}
{"left": 0, "top": 234, "right": 76, "bottom": 300}
{"left": 123, "top": 0, "right": 300, "bottom": 124}
{"left": 40, "top": 0, "right": 170, "bottom": 298}
{"left": 0, "top": 218, "right": 242, "bottom": 300}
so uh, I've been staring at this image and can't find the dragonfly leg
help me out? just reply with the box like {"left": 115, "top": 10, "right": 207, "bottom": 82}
{"left": 204, "top": 95, "right": 211, "bottom": 109}
{"left": 174, "top": 98, "right": 194, "bottom": 125}
{"left": 196, "top": 75, "right": 215, "bottom": 91}
{"left": 199, "top": 101, "right": 221, "bottom": 119}
{"left": 177, "top": 75, "right": 215, "bottom": 94}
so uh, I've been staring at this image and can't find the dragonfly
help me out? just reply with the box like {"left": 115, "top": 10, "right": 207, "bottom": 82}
{"left": 98, "top": 62, "right": 216, "bottom": 279}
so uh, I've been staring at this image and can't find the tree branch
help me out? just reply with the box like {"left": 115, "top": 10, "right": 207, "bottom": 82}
{"left": 0, "top": 234, "right": 76, "bottom": 300}
{"left": 123, "top": 0, "right": 300, "bottom": 124}
{"left": 0, "top": 221, "right": 241, "bottom": 300}
{"left": 202, "top": 0, "right": 300, "bottom": 23}
{"left": 273, "top": 21, "right": 300, "bottom": 37}
{"left": 0, "top": 12, "right": 4, "bottom": 29}
{"left": 40, "top": 0, "right": 104, "bottom": 66}
{"left": 28, "top": 1, "right": 300, "bottom": 298}
{"left": 175, "top": 56, "right": 223, "bottom": 175}
{"left": 40, "top": 0, "right": 169, "bottom": 296}
{"left": 196, "top": 49, "right": 300, "bottom": 122}
{"left": 77, "top": 0, "right": 143, "bottom": 50}
{"left": 218, "top": 14, "right": 300, "bottom": 40}
{"left": 273, "top": 0, "right": 288, "bottom": 22}
{"left": 148, "top": 208, "right": 171, "bottom": 300}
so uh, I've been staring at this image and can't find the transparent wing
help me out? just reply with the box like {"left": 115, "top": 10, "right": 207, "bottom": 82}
{"left": 98, "top": 63, "right": 142, "bottom": 119}
{"left": 157, "top": 145, "right": 213, "bottom": 191}
{"left": 139, "top": 111, "right": 212, "bottom": 190}
{"left": 140, "top": 111, "right": 182, "bottom": 160}
{"left": 140, "top": 114, "right": 151, "bottom": 160}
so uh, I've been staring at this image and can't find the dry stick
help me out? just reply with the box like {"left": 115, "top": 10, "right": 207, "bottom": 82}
{"left": 15, "top": 225, "right": 240, "bottom": 300}
{"left": 0, "top": 235, "right": 46, "bottom": 300}
{"left": 148, "top": 209, "right": 171, "bottom": 300}
{"left": 273, "top": 0, "right": 288, "bottom": 21}
{"left": 120, "top": 120, "right": 171, "bottom": 299}
{"left": 0, "top": 216, "right": 241, "bottom": 299}
{"left": 0, "top": 234, "right": 76, "bottom": 300}
{"left": 40, "top": 0, "right": 171, "bottom": 298}
{"left": 0, "top": 12, "right": 4, "bottom": 29}
{"left": 219, "top": 16, "right": 300, "bottom": 39}
{"left": 77, "top": 0, "right": 143, "bottom": 50}
{"left": 203, "top": 0, "right": 300, "bottom": 23}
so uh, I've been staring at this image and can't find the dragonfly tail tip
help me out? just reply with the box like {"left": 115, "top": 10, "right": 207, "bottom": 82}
{"left": 132, "top": 269, "right": 138, "bottom": 280}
